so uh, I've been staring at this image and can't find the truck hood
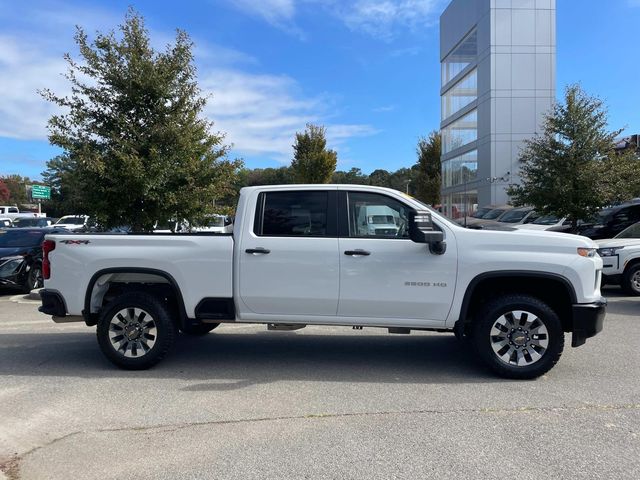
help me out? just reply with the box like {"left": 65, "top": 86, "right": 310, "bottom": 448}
{"left": 595, "top": 238, "right": 640, "bottom": 248}
{"left": 456, "top": 226, "right": 597, "bottom": 251}
{"left": 0, "top": 247, "right": 29, "bottom": 259}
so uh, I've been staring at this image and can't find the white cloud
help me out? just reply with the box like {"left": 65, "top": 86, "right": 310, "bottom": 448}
{"left": 337, "top": 0, "right": 442, "bottom": 40}
{"left": 227, "top": 0, "right": 444, "bottom": 40}
{"left": 0, "top": 3, "right": 377, "bottom": 165}
{"left": 202, "top": 69, "right": 377, "bottom": 162}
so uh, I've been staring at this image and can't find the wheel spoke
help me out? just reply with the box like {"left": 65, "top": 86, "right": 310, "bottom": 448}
{"left": 490, "top": 309, "right": 549, "bottom": 368}
{"left": 109, "top": 308, "right": 156, "bottom": 358}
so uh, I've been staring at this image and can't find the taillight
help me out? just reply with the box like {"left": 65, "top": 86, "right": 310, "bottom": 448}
{"left": 42, "top": 239, "right": 56, "bottom": 280}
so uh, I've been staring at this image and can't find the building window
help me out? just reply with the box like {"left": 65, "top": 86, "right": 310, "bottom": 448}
{"left": 442, "top": 150, "right": 478, "bottom": 188}
{"left": 442, "top": 30, "right": 477, "bottom": 86}
{"left": 441, "top": 69, "right": 477, "bottom": 121}
{"left": 442, "top": 110, "right": 477, "bottom": 154}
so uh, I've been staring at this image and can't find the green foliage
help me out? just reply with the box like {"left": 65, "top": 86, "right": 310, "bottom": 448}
{"left": 291, "top": 124, "right": 337, "bottom": 183}
{"left": 0, "top": 175, "right": 31, "bottom": 206}
{"left": 415, "top": 131, "right": 441, "bottom": 205}
{"left": 332, "top": 167, "right": 368, "bottom": 184}
{"left": 368, "top": 169, "right": 392, "bottom": 188}
{"left": 40, "top": 10, "right": 242, "bottom": 231}
{"left": 507, "top": 84, "right": 630, "bottom": 230}
{"left": 239, "top": 166, "right": 294, "bottom": 186}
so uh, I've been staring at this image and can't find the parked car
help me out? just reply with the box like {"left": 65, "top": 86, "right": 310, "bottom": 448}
{"left": 0, "top": 218, "right": 12, "bottom": 228}
{"left": 191, "top": 215, "right": 233, "bottom": 234}
{"left": 40, "top": 184, "right": 605, "bottom": 379}
{"left": 54, "top": 215, "right": 90, "bottom": 231}
{"left": 12, "top": 217, "right": 57, "bottom": 228}
{"left": 455, "top": 205, "right": 499, "bottom": 227}
{"left": 576, "top": 202, "right": 640, "bottom": 240}
{"left": 515, "top": 215, "right": 571, "bottom": 231}
{"left": 0, "top": 227, "right": 67, "bottom": 292}
{"left": 596, "top": 221, "right": 640, "bottom": 295}
{"left": 0, "top": 206, "right": 39, "bottom": 221}
{"left": 476, "top": 207, "right": 539, "bottom": 230}
{"left": 465, "top": 205, "right": 514, "bottom": 229}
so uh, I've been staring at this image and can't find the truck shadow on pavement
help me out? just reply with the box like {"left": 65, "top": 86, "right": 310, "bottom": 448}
{"left": 0, "top": 330, "right": 503, "bottom": 385}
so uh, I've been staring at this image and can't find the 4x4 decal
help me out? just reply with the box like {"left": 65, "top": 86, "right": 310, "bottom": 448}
{"left": 60, "top": 239, "right": 91, "bottom": 245}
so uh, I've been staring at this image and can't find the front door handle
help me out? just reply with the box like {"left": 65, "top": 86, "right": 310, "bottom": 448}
{"left": 245, "top": 248, "right": 271, "bottom": 255}
{"left": 344, "top": 249, "right": 371, "bottom": 256}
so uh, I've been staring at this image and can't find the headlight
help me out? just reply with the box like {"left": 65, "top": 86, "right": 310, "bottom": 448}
{"left": 577, "top": 247, "right": 597, "bottom": 258}
{"left": 0, "top": 256, "right": 26, "bottom": 275}
{"left": 597, "top": 246, "right": 624, "bottom": 257}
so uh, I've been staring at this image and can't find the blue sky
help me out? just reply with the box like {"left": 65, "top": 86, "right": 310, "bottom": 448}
{"left": 1, "top": 0, "right": 639, "bottom": 180}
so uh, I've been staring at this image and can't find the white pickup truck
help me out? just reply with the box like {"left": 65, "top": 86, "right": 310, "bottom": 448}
{"left": 39, "top": 185, "right": 606, "bottom": 379}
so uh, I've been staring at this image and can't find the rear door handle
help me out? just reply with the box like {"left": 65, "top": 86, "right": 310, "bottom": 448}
{"left": 245, "top": 248, "right": 271, "bottom": 255}
{"left": 344, "top": 249, "right": 371, "bottom": 256}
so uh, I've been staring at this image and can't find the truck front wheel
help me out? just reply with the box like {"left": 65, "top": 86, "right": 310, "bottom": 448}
{"left": 622, "top": 263, "right": 640, "bottom": 296}
{"left": 97, "top": 292, "right": 176, "bottom": 370}
{"left": 472, "top": 294, "right": 564, "bottom": 379}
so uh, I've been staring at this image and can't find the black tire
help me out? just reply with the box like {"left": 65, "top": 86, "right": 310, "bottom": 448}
{"left": 622, "top": 263, "right": 640, "bottom": 296}
{"left": 97, "top": 292, "right": 176, "bottom": 370}
{"left": 471, "top": 294, "right": 564, "bottom": 380}
{"left": 180, "top": 323, "right": 220, "bottom": 336}
{"left": 22, "top": 264, "right": 42, "bottom": 293}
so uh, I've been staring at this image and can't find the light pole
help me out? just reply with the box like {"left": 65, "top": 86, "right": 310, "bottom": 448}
{"left": 405, "top": 179, "right": 411, "bottom": 194}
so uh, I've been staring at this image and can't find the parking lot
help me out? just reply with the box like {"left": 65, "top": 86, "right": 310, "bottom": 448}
{"left": 0, "top": 288, "right": 638, "bottom": 480}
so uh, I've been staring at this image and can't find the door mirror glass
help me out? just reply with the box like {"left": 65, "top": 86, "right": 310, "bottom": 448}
{"left": 409, "top": 211, "right": 444, "bottom": 244}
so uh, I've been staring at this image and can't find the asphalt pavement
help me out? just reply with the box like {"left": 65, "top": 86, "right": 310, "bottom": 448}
{"left": 0, "top": 287, "right": 638, "bottom": 479}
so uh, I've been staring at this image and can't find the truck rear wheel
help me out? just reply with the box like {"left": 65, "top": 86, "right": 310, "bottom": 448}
{"left": 97, "top": 292, "right": 176, "bottom": 370}
{"left": 471, "top": 294, "right": 564, "bottom": 379}
{"left": 622, "top": 264, "right": 640, "bottom": 296}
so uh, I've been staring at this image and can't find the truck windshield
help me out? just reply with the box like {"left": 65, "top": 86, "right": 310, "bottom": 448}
{"left": 57, "top": 216, "right": 85, "bottom": 225}
{"left": 0, "top": 230, "right": 45, "bottom": 247}
{"left": 499, "top": 209, "right": 530, "bottom": 223}
{"left": 615, "top": 222, "right": 640, "bottom": 239}
{"left": 532, "top": 215, "right": 560, "bottom": 225}
{"left": 483, "top": 209, "right": 507, "bottom": 220}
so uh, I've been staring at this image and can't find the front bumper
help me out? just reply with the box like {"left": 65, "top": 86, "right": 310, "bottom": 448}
{"left": 571, "top": 298, "right": 606, "bottom": 347}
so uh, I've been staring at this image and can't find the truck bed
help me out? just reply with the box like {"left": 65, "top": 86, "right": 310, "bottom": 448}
{"left": 44, "top": 233, "right": 234, "bottom": 318}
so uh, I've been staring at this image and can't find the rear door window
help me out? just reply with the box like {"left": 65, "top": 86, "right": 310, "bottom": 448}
{"left": 256, "top": 191, "right": 332, "bottom": 237}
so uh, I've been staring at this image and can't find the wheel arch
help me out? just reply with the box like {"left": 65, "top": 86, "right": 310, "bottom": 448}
{"left": 84, "top": 267, "right": 188, "bottom": 327}
{"left": 458, "top": 271, "right": 577, "bottom": 333}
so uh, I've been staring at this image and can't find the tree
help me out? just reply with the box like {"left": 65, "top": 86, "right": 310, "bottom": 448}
{"left": 507, "top": 84, "right": 626, "bottom": 231}
{"left": 1, "top": 175, "right": 30, "bottom": 206}
{"left": 368, "top": 169, "right": 392, "bottom": 188}
{"left": 40, "top": 10, "right": 242, "bottom": 231}
{"left": 0, "top": 179, "right": 10, "bottom": 203}
{"left": 290, "top": 124, "right": 337, "bottom": 184}
{"left": 414, "top": 132, "right": 441, "bottom": 205}
{"left": 332, "top": 167, "right": 368, "bottom": 184}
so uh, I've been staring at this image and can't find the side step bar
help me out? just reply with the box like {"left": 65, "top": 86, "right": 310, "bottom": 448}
{"left": 267, "top": 323, "right": 306, "bottom": 331}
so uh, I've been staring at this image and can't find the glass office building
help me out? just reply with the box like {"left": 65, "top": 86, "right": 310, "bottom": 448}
{"left": 440, "top": 0, "right": 556, "bottom": 219}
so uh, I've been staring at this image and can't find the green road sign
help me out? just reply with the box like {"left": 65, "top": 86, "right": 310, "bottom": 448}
{"left": 31, "top": 185, "right": 51, "bottom": 200}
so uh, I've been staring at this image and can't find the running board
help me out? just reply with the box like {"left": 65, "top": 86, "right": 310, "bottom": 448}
{"left": 388, "top": 327, "right": 411, "bottom": 334}
{"left": 267, "top": 323, "right": 307, "bottom": 331}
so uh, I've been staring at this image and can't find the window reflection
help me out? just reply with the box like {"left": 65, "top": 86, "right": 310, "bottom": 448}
{"left": 442, "top": 150, "right": 478, "bottom": 188}
{"left": 442, "top": 30, "right": 477, "bottom": 85}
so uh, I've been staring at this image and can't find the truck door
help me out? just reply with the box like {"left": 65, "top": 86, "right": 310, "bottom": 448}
{"left": 238, "top": 190, "right": 340, "bottom": 316}
{"left": 338, "top": 190, "right": 457, "bottom": 322}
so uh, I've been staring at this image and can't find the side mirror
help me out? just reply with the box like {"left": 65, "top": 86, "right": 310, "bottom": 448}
{"left": 409, "top": 210, "right": 446, "bottom": 254}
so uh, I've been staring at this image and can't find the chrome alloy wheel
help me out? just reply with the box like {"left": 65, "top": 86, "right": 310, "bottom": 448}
{"left": 489, "top": 310, "right": 549, "bottom": 367}
{"left": 108, "top": 308, "right": 157, "bottom": 358}
{"left": 632, "top": 270, "right": 640, "bottom": 293}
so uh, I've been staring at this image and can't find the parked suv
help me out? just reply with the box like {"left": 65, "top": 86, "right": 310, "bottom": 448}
{"left": 577, "top": 203, "right": 640, "bottom": 240}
